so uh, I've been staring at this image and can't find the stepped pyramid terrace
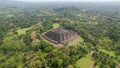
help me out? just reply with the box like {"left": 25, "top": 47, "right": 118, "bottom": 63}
{"left": 42, "top": 27, "right": 79, "bottom": 46}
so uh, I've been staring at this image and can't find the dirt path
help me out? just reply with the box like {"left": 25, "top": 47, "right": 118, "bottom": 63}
{"left": 90, "top": 55, "right": 94, "bottom": 68}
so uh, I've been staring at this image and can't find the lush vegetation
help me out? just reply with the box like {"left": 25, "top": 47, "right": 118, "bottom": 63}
{"left": 0, "top": 1, "right": 120, "bottom": 68}
{"left": 75, "top": 54, "right": 94, "bottom": 68}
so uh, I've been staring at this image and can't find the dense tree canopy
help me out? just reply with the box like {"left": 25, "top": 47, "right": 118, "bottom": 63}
{"left": 0, "top": 1, "right": 120, "bottom": 68}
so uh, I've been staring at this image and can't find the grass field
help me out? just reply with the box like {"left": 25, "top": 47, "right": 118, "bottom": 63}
{"left": 69, "top": 36, "right": 84, "bottom": 46}
{"left": 53, "top": 23, "right": 60, "bottom": 29}
{"left": 16, "top": 23, "right": 42, "bottom": 35}
{"left": 75, "top": 54, "right": 94, "bottom": 68}
{"left": 17, "top": 27, "right": 32, "bottom": 35}
{"left": 99, "top": 49, "right": 116, "bottom": 58}
{"left": 6, "top": 14, "right": 14, "bottom": 18}
{"left": 118, "top": 56, "right": 120, "bottom": 60}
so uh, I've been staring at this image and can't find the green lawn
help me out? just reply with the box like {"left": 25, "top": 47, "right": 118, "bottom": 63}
{"left": 17, "top": 27, "right": 32, "bottom": 35}
{"left": 16, "top": 23, "right": 42, "bottom": 35}
{"left": 6, "top": 14, "right": 14, "bottom": 18}
{"left": 99, "top": 49, "right": 116, "bottom": 58}
{"left": 53, "top": 23, "right": 60, "bottom": 29}
{"left": 69, "top": 36, "right": 84, "bottom": 46}
{"left": 75, "top": 54, "right": 94, "bottom": 68}
{"left": 118, "top": 56, "right": 120, "bottom": 61}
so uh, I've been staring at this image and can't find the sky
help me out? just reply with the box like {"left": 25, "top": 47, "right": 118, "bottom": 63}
{"left": 13, "top": 0, "right": 120, "bottom": 2}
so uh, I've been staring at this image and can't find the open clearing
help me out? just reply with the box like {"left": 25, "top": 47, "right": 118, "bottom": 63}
{"left": 17, "top": 27, "right": 32, "bottom": 35}
{"left": 53, "top": 23, "right": 60, "bottom": 29}
{"left": 99, "top": 49, "right": 116, "bottom": 57}
{"left": 75, "top": 54, "right": 94, "bottom": 68}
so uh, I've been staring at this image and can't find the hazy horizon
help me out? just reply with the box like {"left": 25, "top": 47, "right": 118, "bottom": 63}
{"left": 12, "top": 0, "right": 120, "bottom": 2}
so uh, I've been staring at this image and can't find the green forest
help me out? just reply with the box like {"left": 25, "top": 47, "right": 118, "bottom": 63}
{"left": 0, "top": 1, "right": 120, "bottom": 68}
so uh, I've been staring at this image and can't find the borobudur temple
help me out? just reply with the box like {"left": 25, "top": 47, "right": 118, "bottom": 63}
{"left": 42, "top": 27, "right": 79, "bottom": 45}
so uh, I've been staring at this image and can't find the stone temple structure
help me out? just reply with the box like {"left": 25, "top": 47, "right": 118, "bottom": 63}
{"left": 42, "top": 27, "right": 78, "bottom": 45}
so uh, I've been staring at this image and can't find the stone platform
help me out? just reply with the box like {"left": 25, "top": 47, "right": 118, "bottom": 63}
{"left": 42, "top": 27, "right": 79, "bottom": 46}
